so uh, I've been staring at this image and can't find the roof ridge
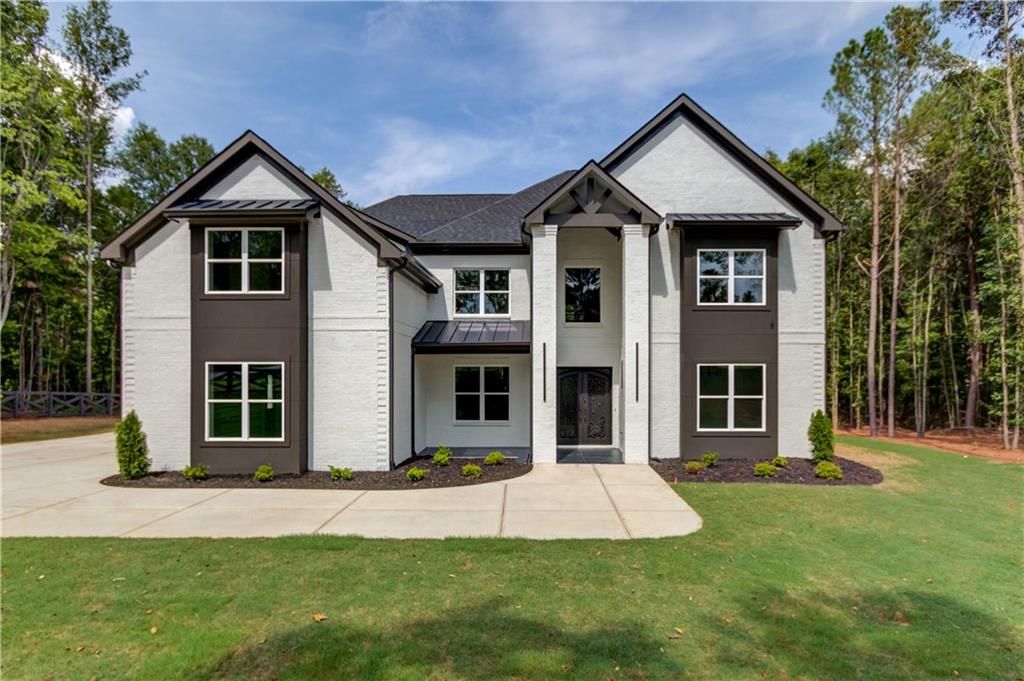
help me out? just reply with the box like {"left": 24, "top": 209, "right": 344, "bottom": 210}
{"left": 414, "top": 170, "right": 575, "bottom": 240}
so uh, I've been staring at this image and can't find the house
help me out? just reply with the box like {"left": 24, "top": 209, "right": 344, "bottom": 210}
{"left": 100, "top": 94, "right": 844, "bottom": 474}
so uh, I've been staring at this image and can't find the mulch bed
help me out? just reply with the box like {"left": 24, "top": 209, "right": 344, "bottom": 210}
{"left": 101, "top": 457, "right": 532, "bottom": 490}
{"left": 650, "top": 456, "right": 882, "bottom": 486}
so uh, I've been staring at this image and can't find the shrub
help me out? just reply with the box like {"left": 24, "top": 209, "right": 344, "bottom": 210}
{"left": 700, "top": 451, "right": 719, "bottom": 467}
{"left": 771, "top": 456, "right": 788, "bottom": 468}
{"left": 431, "top": 448, "right": 451, "bottom": 467}
{"left": 685, "top": 460, "right": 706, "bottom": 475}
{"left": 462, "top": 463, "right": 482, "bottom": 479}
{"left": 254, "top": 464, "right": 275, "bottom": 482}
{"left": 815, "top": 461, "right": 844, "bottom": 480}
{"left": 753, "top": 462, "right": 777, "bottom": 478}
{"left": 808, "top": 410, "right": 835, "bottom": 462}
{"left": 406, "top": 466, "right": 427, "bottom": 482}
{"left": 181, "top": 464, "right": 209, "bottom": 481}
{"left": 484, "top": 451, "right": 505, "bottom": 466}
{"left": 115, "top": 410, "right": 150, "bottom": 480}
{"left": 329, "top": 466, "right": 353, "bottom": 481}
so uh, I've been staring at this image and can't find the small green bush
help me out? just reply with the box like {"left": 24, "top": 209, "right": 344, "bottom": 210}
{"left": 406, "top": 466, "right": 427, "bottom": 482}
{"left": 254, "top": 464, "right": 275, "bottom": 482}
{"left": 771, "top": 456, "right": 788, "bottom": 468}
{"left": 700, "top": 451, "right": 719, "bottom": 467}
{"left": 431, "top": 448, "right": 451, "bottom": 466}
{"left": 815, "top": 461, "right": 844, "bottom": 480}
{"left": 753, "top": 462, "right": 777, "bottom": 478}
{"left": 808, "top": 410, "right": 835, "bottom": 462}
{"left": 115, "top": 410, "right": 150, "bottom": 480}
{"left": 462, "top": 463, "right": 482, "bottom": 479}
{"left": 484, "top": 451, "right": 505, "bottom": 466}
{"left": 329, "top": 466, "right": 353, "bottom": 481}
{"left": 685, "top": 460, "right": 706, "bottom": 475}
{"left": 181, "top": 463, "right": 209, "bottom": 481}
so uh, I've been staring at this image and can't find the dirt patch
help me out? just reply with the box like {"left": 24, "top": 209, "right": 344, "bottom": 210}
{"left": 1, "top": 416, "right": 118, "bottom": 444}
{"left": 839, "top": 427, "right": 1023, "bottom": 465}
{"left": 650, "top": 456, "right": 882, "bottom": 486}
{"left": 102, "top": 457, "right": 531, "bottom": 490}
{"left": 836, "top": 444, "right": 919, "bottom": 492}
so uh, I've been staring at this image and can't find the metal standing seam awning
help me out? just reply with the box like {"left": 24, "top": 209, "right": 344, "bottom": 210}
{"left": 668, "top": 213, "right": 803, "bottom": 229}
{"left": 411, "top": 320, "right": 531, "bottom": 354}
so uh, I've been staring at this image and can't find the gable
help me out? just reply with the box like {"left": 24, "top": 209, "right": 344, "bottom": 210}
{"left": 201, "top": 154, "right": 308, "bottom": 201}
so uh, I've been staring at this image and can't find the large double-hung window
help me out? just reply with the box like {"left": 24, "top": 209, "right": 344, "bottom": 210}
{"left": 206, "top": 362, "right": 284, "bottom": 440}
{"left": 697, "top": 364, "right": 765, "bottom": 431}
{"left": 206, "top": 228, "right": 284, "bottom": 293}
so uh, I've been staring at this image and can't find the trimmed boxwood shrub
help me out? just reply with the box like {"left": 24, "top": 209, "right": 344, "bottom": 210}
{"left": 329, "top": 466, "right": 353, "bottom": 481}
{"left": 808, "top": 410, "right": 835, "bottom": 462}
{"left": 700, "top": 451, "right": 719, "bottom": 467}
{"left": 254, "top": 464, "right": 275, "bottom": 482}
{"left": 815, "top": 461, "right": 844, "bottom": 480}
{"left": 484, "top": 451, "right": 505, "bottom": 466}
{"left": 432, "top": 448, "right": 452, "bottom": 467}
{"left": 685, "top": 460, "right": 706, "bottom": 475}
{"left": 181, "top": 464, "right": 209, "bottom": 481}
{"left": 406, "top": 466, "right": 427, "bottom": 482}
{"left": 462, "top": 463, "right": 482, "bottom": 479}
{"left": 771, "top": 456, "right": 788, "bottom": 468}
{"left": 115, "top": 410, "right": 150, "bottom": 480}
{"left": 753, "top": 462, "right": 777, "bottom": 478}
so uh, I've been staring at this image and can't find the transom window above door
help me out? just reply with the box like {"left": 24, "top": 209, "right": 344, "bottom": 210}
{"left": 697, "top": 249, "right": 765, "bottom": 305}
{"left": 206, "top": 228, "right": 284, "bottom": 293}
{"left": 454, "top": 269, "right": 509, "bottom": 315}
{"left": 565, "top": 266, "right": 601, "bottom": 323}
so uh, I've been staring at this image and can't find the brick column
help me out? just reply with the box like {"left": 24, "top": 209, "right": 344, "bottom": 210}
{"left": 530, "top": 224, "right": 558, "bottom": 464}
{"left": 622, "top": 224, "right": 650, "bottom": 463}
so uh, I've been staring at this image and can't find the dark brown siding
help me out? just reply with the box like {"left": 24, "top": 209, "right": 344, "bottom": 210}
{"left": 190, "top": 223, "right": 308, "bottom": 474}
{"left": 680, "top": 229, "right": 778, "bottom": 459}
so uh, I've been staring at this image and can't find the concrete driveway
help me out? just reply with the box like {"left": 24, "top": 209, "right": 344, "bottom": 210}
{"left": 1, "top": 433, "right": 702, "bottom": 539}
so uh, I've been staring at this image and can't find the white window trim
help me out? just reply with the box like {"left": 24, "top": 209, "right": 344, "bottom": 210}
{"left": 696, "top": 248, "right": 766, "bottom": 306}
{"left": 453, "top": 268, "right": 511, "bottom": 317}
{"left": 562, "top": 264, "right": 604, "bottom": 325}
{"left": 205, "top": 361, "right": 285, "bottom": 441}
{"left": 205, "top": 227, "right": 285, "bottom": 294}
{"left": 453, "top": 365, "right": 511, "bottom": 425}
{"left": 696, "top": 363, "right": 766, "bottom": 432}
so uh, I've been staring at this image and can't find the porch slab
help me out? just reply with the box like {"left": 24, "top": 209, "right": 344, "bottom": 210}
{"left": 2, "top": 436, "right": 703, "bottom": 540}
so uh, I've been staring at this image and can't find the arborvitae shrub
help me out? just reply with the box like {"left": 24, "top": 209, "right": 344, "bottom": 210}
{"left": 116, "top": 410, "right": 150, "bottom": 480}
{"left": 808, "top": 410, "right": 835, "bottom": 462}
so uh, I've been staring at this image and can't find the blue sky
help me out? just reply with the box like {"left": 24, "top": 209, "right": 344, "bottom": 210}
{"left": 51, "top": 2, "right": 976, "bottom": 205}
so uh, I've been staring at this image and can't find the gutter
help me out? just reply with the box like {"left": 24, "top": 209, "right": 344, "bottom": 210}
{"left": 386, "top": 257, "right": 410, "bottom": 471}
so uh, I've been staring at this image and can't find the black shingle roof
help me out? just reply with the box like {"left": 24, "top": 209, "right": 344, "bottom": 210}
{"left": 363, "top": 171, "right": 574, "bottom": 244}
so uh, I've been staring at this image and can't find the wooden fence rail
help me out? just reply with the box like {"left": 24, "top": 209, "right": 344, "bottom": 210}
{"left": 1, "top": 391, "right": 121, "bottom": 418}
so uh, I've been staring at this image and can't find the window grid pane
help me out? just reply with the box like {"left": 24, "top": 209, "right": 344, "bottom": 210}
{"left": 697, "top": 249, "right": 765, "bottom": 305}
{"left": 455, "top": 365, "right": 509, "bottom": 421}
{"left": 696, "top": 364, "right": 765, "bottom": 431}
{"left": 206, "top": 228, "right": 284, "bottom": 294}
{"left": 455, "top": 269, "right": 509, "bottom": 315}
{"left": 207, "top": 362, "right": 284, "bottom": 440}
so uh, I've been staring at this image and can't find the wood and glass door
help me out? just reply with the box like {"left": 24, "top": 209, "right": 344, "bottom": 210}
{"left": 557, "top": 368, "right": 612, "bottom": 445}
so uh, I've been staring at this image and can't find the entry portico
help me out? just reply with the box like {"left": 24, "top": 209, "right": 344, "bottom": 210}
{"left": 523, "top": 161, "right": 661, "bottom": 464}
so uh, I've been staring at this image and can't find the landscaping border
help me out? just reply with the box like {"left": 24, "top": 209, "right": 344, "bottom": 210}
{"left": 650, "top": 456, "right": 882, "bottom": 486}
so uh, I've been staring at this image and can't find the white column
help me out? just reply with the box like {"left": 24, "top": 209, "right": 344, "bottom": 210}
{"left": 530, "top": 224, "right": 558, "bottom": 463}
{"left": 622, "top": 224, "right": 650, "bottom": 463}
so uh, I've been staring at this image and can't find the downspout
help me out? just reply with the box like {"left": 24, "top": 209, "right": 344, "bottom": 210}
{"left": 387, "top": 257, "right": 411, "bottom": 470}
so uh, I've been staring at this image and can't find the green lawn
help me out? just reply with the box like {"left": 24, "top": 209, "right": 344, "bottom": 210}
{"left": 2, "top": 436, "right": 1021, "bottom": 680}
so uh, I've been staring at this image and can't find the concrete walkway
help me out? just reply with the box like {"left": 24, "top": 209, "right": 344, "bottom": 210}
{"left": 1, "top": 433, "right": 702, "bottom": 539}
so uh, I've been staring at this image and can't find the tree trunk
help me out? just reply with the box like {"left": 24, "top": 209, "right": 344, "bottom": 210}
{"left": 965, "top": 224, "right": 982, "bottom": 431}
{"left": 867, "top": 146, "right": 882, "bottom": 436}
{"left": 997, "top": 237, "right": 1011, "bottom": 448}
{"left": 920, "top": 264, "right": 934, "bottom": 438}
{"left": 85, "top": 148, "right": 94, "bottom": 396}
{"left": 944, "top": 284, "right": 961, "bottom": 429}
{"left": 887, "top": 144, "right": 904, "bottom": 438}
{"left": 1001, "top": 0, "right": 1024, "bottom": 314}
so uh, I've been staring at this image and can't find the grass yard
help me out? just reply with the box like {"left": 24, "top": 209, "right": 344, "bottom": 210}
{"left": 1, "top": 416, "right": 119, "bottom": 445}
{"left": 2, "top": 436, "right": 1021, "bottom": 680}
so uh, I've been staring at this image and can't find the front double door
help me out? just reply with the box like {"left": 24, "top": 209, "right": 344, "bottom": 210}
{"left": 557, "top": 367, "right": 612, "bottom": 445}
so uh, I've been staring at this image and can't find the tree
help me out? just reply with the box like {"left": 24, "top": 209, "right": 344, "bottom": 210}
{"left": 310, "top": 166, "right": 356, "bottom": 206}
{"left": 61, "top": 0, "right": 144, "bottom": 394}
{"left": 826, "top": 27, "right": 894, "bottom": 437}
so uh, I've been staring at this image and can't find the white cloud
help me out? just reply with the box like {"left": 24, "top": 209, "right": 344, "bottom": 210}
{"left": 110, "top": 106, "right": 136, "bottom": 142}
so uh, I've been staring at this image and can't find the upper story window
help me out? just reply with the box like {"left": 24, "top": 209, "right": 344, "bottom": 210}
{"left": 565, "top": 266, "right": 601, "bottom": 323}
{"left": 454, "top": 269, "right": 509, "bottom": 315}
{"left": 697, "top": 249, "right": 765, "bottom": 305}
{"left": 206, "top": 362, "right": 284, "bottom": 441}
{"left": 206, "top": 228, "right": 284, "bottom": 294}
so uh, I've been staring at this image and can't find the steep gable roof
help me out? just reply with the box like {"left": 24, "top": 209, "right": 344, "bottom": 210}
{"left": 601, "top": 94, "right": 845, "bottom": 233}
{"left": 99, "top": 130, "right": 411, "bottom": 262}
{"left": 522, "top": 160, "right": 660, "bottom": 227}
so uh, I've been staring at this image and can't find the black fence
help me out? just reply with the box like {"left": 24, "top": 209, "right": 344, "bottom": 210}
{"left": 1, "top": 391, "right": 121, "bottom": 418}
